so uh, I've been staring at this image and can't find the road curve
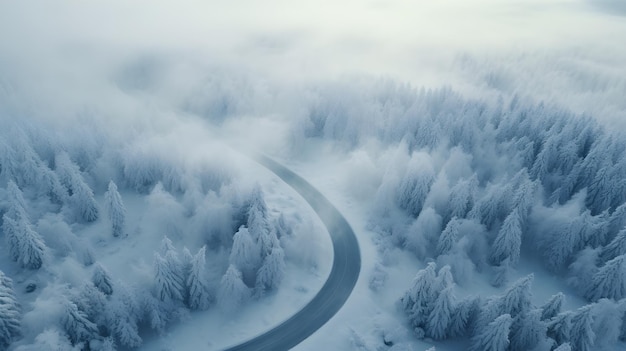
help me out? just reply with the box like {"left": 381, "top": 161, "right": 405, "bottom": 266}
{"left": 223, "top": 155, "right": 361, "bottom": 351}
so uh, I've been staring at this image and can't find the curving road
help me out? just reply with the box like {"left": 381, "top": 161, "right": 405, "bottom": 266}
{"left": 223, "top": 155, "right": 361, "bottom": 351}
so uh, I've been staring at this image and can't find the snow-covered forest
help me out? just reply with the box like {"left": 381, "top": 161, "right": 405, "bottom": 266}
{"left": 2, "top": 0, "right": 626, "bottom": 350}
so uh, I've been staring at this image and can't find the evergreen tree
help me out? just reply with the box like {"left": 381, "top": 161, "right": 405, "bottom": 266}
{"left": 400, "top": 263, "right": 437, "bottom": 329}
{"left": 469, "top": 314, "right": 512, "bottom": 351}
{"left": 426, "top": 286, "right": 454, "bottom": 340}
{"left": 448, "top": 297, "right": 477, "bottom": 338}
{"left": 104, "top": 180, "right": 126, "bottom": 237}
{"left": 109, "top": 285, "right": 142, "bottom": 348}
{"left": 396, "top": 157, "right": 435, "bottom": 217}
{"left": 540, "top": 292, "right": 564, "bottom": 321}
{"left": 55, "top": 152, "right": 98, "bottom": 222}
{"left": 591, "top": 298, "right": 623, "bottom": 350}
{"left": 187, "top": 246, "right": 212, "bottom": 310}
{"left": 500, "top": 274, "right": 533, "bottom": 318}
{"left": 547, "top": 311, "right": 572, "bottom": 346}
{"left": 490, "top": 208, "right": 522, "bottom": 265}
{"left": 153, "top": 252, "right": 185, "bottom": 302}
{"left": 2, "top": 213, "right": 46, "bottom": 270}
{"left": 229, "top": 226, "right": 261, "bottom": 285}
{"left": 61, "top": 300, "right": 98, "bottom": 346}
{"left": 509, "top": 309, "right": 546, "bottom": 351}
{"left": 554, "top": 343, "right": 572, "bottom": 351}
{"left": 0, "top": 271, "right": 20, "bottom": 349}
{"left": 570, "top": 306, "right": 595, "bottom": 351}
{"left": 255, "top": 247, "right": 286, "bottom": 294}
{"left": 599, "top": 228, "right": 626, "bottom": 263}
{"left": 437, "top": 217, "right": 460, "bottom": 255}
{"left": 585, "top": 254, "right": 626, "bottom": 301}
{"left": 218, "top": 265, "right": 250, "bottom": 311}
{"left": 446, "top": 175, "right": 478, "bottom": 222}
{"left": 92, "top": 263, "right": 114, "bottom": 296}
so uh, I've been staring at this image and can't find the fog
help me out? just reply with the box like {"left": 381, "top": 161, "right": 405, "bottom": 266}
{"left": 1, "top": 1, "right": 626, "bottom": 350}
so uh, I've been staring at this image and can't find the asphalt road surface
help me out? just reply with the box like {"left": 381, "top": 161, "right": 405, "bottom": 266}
{"left": 222, "top": 155, "right": 361, "bottom": 351}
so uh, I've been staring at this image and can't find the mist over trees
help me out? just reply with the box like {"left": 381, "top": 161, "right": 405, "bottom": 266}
{"left": 0, "top": 119, "right": 296, "bottom": 349}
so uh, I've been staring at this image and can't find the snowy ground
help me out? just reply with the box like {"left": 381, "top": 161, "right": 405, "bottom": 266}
{"left": 137, "top": 154, "right": 334, "bottom": 351}
{"left": 282, "top": 148, "right": 592, "bottom": 351}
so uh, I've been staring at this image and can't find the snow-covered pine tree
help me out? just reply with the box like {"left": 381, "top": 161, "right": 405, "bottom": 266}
{"left": 469, "top": 313, "right": 512, "bottom": 351}
{"left": 547, "top": 311, "right": 572, "bottom": 346}
{"left": 585, "top": 254, "right": 626, "bottom": 301}
{"left": 448, "top": 297, "right": 478, "bottom": 338}
{"left": 255, "top": 246, "right": 286, "bottom": 294}
{"left": 0, "top": 271, "right": 21, "bottom": 349}
{"left": 218, "top": 265, "right": 250, "bottom": 311}
{"left": 446, "top": 175, "right": 478, "bottom": 222}
{"left": 153, "top": 251, "right": 185, "bottom": 302}
{"left": 73, "top": 283, "right": 108, "bottom": 328}
{"left": 540, "top": 292, "right": 564, "bottom": 321}
{"left": 490, "top": 208, "right": 522, "bottom": 265}
{"left": 2, "top": 196, "right": 46, "bottom": 270}
{"left": 499, "top": 274, "right": 533, "bottom": 318}
{"left": 92, "top": 263, "right": 114, "bottom": 296}
{"left": 591, "top": 298, "right": 623, "bottom": 350}
{"left": 509, "top": 309, "right": 547, "bottom": 351}
{"left": 553, "top": 343, "right": 572, "bottom": 351}
{"left": 61, "top": 299, "right": 98, "bottom": 346}
{"left": 437, "top": 217, "right": 460, "bottom": 256}
{"left": 426, "top": 286, "right": 455, "bottom": 340}
{"left": 434, "top": 265, "right": 454, "bottom": 292}
{"left": 400, "top": 262, "right": 437, "bottom": 330}
{"left": 229, "top": 226, "right": 261, "bottom": 285}
{"left": 396, "top": 155, "right": 435, "bottom": 217}
{"left": 187, "top": 246, "right": 212, "bottom": 310}
{"left": 599, "top": 228, "right": 626, "bottom": 264}
{"left": 55, "top": 152, "right": 98, "bottom": 222}
{"left": 569, "top": 305, "right": 595, "bottom": 351}
{"left": 109, "top": 285, "right": 142, "bottom": 348}
{"left": 104, "top": 180, "right": 126, "bottom": 237}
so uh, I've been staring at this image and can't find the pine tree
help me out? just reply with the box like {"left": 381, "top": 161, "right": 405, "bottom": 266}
{"left": 109, "top": 285, "right": 142, "bottom": 348}
{"left": 554, "top": 343, "right": 572, "bottom": 351}
{"left": 490, "top": 208, "right": 522, "bottom": 265}
{"left": 547, "top": 311, "right": 572, "bottom": 346}
{"left": 218, "top": 265, "right": 250, "bottom": 311}
{"left": 61, "top": 300, "right": 98, "bottom": 345}
{"left": 585, "top": 254, "right": 626, "bottom": 301}
{"left": 540, "top": 292, "right": 564, "bottom": 321}
{"left": 509, "top": 309, "right": 546, "bottom": 351}
{"left": 396, "top": 156, "right": 435, "bottom": 217}
{"left": 599, "top": 228, "right": 626, "bottom": 263}
{"left": 2, "top": 211, "right": 46, "bottom": 270}
{"left": 570, "top": 306, "right": 595, "bottom": 351}
{"left": 229, "top": 226, "right": 261, "bottom": 285}
{"left": 437, "top": 217, "right": 460, "bottom": 255}
{"left": 500, "top": 274, "right": 533, "bottom": 318}
{"left": 55, "top": 152, "right": 98, "bottom": 222}
{"left": 255, "top": 247, "right": 286, "bottom": 294}
{"left": 187, "top": 246, "right": 212, "bottom": 310}
{"left": 448, "top": 297, "right": 477, "bottom": 338}
{"left": 426, "top": 286, "right": 454, "bottom": 340}
{"left": 400, "top": 263, "right": 437, "bottom": 328}
{"left": 591, "top": 298, "right": 623, "bottom": 350}
{"left": 0, "top": 271, "right": 20, "bottom": 349}
{"left": 469, "top": 314, "right": 512, "bottom": 351}
{"left": 153, "top": 252, "right": 185, "bottom": 302}
{"left": 446, "top": 175, "right": 478, "bottom": 222}
{"left": 92, "top": 263, "right": 114, "bottom": 296}
{"left": 104, "top": 180, "right": 126, "bottom": 237}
